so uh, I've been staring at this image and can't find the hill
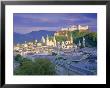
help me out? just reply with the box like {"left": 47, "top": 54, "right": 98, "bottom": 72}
{"left": 14, "top": 30, "right": 55, "bottom": 44}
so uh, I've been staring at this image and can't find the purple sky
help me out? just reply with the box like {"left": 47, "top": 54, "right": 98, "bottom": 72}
{"left": 14, "top": 13, "right": 97, "bottom": 34}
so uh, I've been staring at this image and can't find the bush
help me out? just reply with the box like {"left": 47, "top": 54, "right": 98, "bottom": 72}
{"left": 55, "top": 36, "right": 67, "bottom": 42}
{"left": 85, "top": 32, "right": 97, "bottom": 47}
{"left": 14, "top": 58, "right": 55, "bottom": 75}
{"left": 15, "top": 54, "right": 23, "bottom": 63}
{"left": 14, "top": 60, "right": 34, "bottom": 75}
{"left": 52, "top": 52, "right": 57, "bottom": 56}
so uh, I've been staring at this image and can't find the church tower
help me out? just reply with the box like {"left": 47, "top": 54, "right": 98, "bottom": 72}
{"left": 79, "top": 40, "right": 81, "bottom": 47}
{"left": 46, "top": 35, "right": 49, "bottom": 46}
{"left": 53, "top": 36, "right": 56, "bottom": 47}
{"left": 65, "top": 32, "right": 68, "bottom": 37}
{"left": 41, "top": 36, "right": 45, "bottom": 43}
{"left": 35, "top": 40, "right": 37, "bottom": 43}
{"left": 83, "top": 37, "right": 85, "bottom": 47}
{"left": 70, "top": 34, "right": 73, "bottom": 44}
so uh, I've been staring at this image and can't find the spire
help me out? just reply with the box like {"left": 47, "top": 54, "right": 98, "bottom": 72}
{"left": 79, "top": 40, "right": 81, "bottom": 47}
{"left": 35, "top": 40, "right": 37, "bottom": 43}
{"left": 70, "top": 33, "right": 73, "bottom": 43}
{"left": 46, "top": 35, "right": 49, "bottom": 46}
{"left": 83, "top": 37, "right": 85, "bottom": 47}
{"left": 53, "top": 35, "right": 56, "bottom": 41}
{"left": 46, "top": 35, "right": 49, "bottom": 41}
{"left": 53, "top": 36, "right": 56, "bottom": 47}
{"left": 66, "top": 31, "right": 68, "bottom": 37}
{"left": 47, "top": 35, "right": 48, "bottom": 39}
{"left": 41, "top": 36, "right": 45, "bottom": 43}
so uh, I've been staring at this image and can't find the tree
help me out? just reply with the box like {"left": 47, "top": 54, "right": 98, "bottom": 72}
{"left": 33, "top": 59, "right": 55, "bottom": 75}
{"left": 71, "top": 30, "right": 97, "bottom": 47}
{"left": 14, "top": 58, "right": 55, "bottom": 75}
{"left": 85, "top": 32, "right": 97, "bottom": 47}
{"left": 55, "top": 36, "right": 67, "bottom": 42}
{"left": 14, "top": 54, "right": 23, "bottom": 63}
{"left": 14, "top": 60, "right": 34, "bottom": 75}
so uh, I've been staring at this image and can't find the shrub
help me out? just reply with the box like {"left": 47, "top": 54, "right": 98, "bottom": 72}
{"left": 14, "top": 54, "right": 23, "bottom": 63}
{"left": 14, "top": 58, "right": 55, "bottom": 75}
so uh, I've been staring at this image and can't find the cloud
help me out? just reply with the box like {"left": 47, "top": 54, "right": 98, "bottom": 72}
{"left": 14, "top": 13, "right": 58, "bottom": 23}
{"left": 14, "top": 13, "right": 97, "bottom": 33}
{"left": 23, "top": 17, "right": 52, "bottom": 23}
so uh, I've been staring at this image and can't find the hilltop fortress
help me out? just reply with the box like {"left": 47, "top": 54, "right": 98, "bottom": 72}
{"left": 61, "top": 25, "right": 88, "bottom": 31}
{"left": 55, "top": 25, "right": 88, "bottom": 36}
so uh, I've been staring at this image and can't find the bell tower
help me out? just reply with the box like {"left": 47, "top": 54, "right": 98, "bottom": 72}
{"left": 70, "top": 34, "right": 73, "bottom": 44}
{"left": 53, "top": 36, "right": 56, "bottom": 47}
{"left": 46, "top": 35, "right": 49, "bottom": 46}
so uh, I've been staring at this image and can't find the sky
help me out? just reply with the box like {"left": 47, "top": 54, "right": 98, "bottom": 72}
{"left": 13, "top": 13, "right": 97, "bottom": 34}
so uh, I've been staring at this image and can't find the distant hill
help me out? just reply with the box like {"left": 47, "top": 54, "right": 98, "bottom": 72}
{"left": 14, "top": 30, "right": 55, "bottom": 44}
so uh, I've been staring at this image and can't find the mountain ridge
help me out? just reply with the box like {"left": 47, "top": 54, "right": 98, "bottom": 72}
{"left": 14, "top": 30, "right": 55, "bottom": 44}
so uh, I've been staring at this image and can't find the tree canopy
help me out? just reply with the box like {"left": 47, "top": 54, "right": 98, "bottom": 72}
{"left": 54, "top": 30, "right": 97, "bottom": 47}
{"left": 71, "top": 30, "right": 97, "bottom": 47}
{"left": 14, "top": 56, "right": 55, "bottom": 75}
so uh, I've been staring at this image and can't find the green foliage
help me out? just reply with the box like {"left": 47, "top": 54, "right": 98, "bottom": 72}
{"left": 52, "top": 52, "right": 57, "bottom": 56}
{"left": 33, "top": 59, "right": 55, "bottom": 75}
{"left": 55, "top": 36, "right": 67, "bottom": 42}
{"left": 56, "top": 56, "right": 64, "bottom": 60}
{"left": 33, "top": 40, "right": 37, "bottom": 44}
{"left": 71, "top": 30, "right": 97, "bottom": 47}
{"left": 22, "top": 58, "right": 31, "bottom": 63}
{"left": 14, "top": 58, "right": 55, "bottom": 75}
{"left": 85, "top": 32, "right": 97, "bottom": 47}
{"left": 71, "top": 30, "right": 88, "bottom": 42}
{"left": 53, "top": 30, "right": 97, "bottom": 47}
{"left": 49, "top": 36, "right": 54, "bottom": 41}
{"left": 14, "top": 60, "right": 34, "bottom": 75}
{"left": 15, "top": 54, "right": 23, "bottom": 63}
{"left": 87, "top": 32, "right": 97, "bottom": 42}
